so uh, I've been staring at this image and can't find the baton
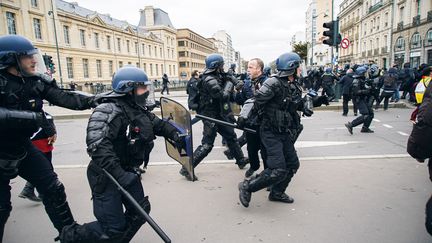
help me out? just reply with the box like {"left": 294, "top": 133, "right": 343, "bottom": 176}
{"left": 102, "top": 169, "right": 171, "bottom": 243}
{"left": 195, "top": 114, "right": 256, "bottom": 134}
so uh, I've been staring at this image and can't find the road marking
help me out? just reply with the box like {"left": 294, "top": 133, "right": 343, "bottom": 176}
{"left": 397, "top": 131, "right": 409, "bottom": 136}
{"left": 373, "top": 119, "right": 381, "bottom": 122}
{"left": 325, "top": 126, "right": 376, "bottom": 130}
{"left": 54, "top": 154, "right": 412, "bottom": 169}
{"left": 383, "top": 124, "right": 393, "bottom": 129}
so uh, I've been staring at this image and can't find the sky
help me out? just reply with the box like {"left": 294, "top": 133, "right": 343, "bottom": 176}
{"left": 70, "top": 0, "right": 343, "bottom": 64}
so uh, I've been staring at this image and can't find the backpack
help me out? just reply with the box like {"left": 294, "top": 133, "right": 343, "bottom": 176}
{"left": 383, "top": 74, "right": 396, "bottom": 88}
{"left": 187, "top": 77, "right": 202, "bottom": 111}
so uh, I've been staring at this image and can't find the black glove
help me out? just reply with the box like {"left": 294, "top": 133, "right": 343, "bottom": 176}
{"left": 111, "top": 166, "right": 139, "bottom": 189}
{"left": 173, "top": 133, "right": 187, "bottom": 152}
{"left": 237, "top": 116, "right": 246, "bottom": 129}
{"left": 235, "top": 80, "right": 244, "bottom": 91}
{"left": 313, "top": 95, "right": 330, "bottom": 107}
{"left": 303, "top": 107, "right": 313, "bottom": 117}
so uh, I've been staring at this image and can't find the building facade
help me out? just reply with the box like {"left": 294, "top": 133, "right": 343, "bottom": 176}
{"left": 212, "top": 30, "right": 236, "bottom": 70}
{"left": 0, "top": 0, "right": 177, "bottom": 91}
{"left": 305, "top": 0, "right": 333, "bottom": 66}
{"left": 176, "top": 28, "right": 216, "bottom": 80}
{"left": 338, "top": 0, "right": 364, "bottom": 65}
{"left": 392, "top": 0, "right": 432, "bottom": 68}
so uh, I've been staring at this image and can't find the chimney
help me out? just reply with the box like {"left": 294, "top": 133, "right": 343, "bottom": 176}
{"left": 143, "top": 6, "right": 154, "bottom": 27}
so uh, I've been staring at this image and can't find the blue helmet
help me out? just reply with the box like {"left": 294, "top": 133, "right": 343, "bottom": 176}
{"left": 369, "top": 64, "right": 380, "bottom": 77}
{"left": 112, "top": 65, "right": 151, "bottom": 94}
{"left": 205, "top": 54, "right": 224, "bottom": 70}
{"left": 275, "top": 52, "right": 301, "bottom": 77}
{"left": 0, "top": 35, "right": 38, "bottom": 69}
{"left": 325, "top": 68, "right": 332, "bottom": 73}
{"left": 263, "top": 66, "right": 271, "bottom": 76}
{"left": 355, "top": 66, "right": 367, "bottom": 77}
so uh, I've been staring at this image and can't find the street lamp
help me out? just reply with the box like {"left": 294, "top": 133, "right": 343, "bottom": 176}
{"left": 48, "top": 0, "right": 63, "bottom": 88}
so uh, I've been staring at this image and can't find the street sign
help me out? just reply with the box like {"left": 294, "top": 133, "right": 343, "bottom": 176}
{"left": 341, "top": 38, "right": 350, "bottom": 49}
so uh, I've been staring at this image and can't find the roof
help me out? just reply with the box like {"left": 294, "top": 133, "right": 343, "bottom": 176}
{"left": 138, "top": 8, "right": 175, "bottom": 29}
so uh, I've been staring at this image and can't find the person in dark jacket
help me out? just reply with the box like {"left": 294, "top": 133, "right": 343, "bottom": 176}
{"left": 375, "top": 68, "right": 398, "bottom": 110}
{"left": 338, "top": 69, "right": 357, "bottom": 116}
{"left": 161, "top": 73, "right": 170, "bottom": 95}
{"left": 321, "top": 68, "right": 339, "bottom": 101}
{"left": 407, "top": 71, "right": 432, "bottom": 236}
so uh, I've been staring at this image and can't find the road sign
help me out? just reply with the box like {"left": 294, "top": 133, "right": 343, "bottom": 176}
{"left": 341, "top": 38, "right": 350, "bottom": 49}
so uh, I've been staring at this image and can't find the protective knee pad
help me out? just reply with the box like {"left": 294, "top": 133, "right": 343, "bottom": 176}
{"left": 226, "top": 141, "right": 244, "bottom": 161}
{"left": 0, "top": 204, "right": 12, "bottom": 240}
{"left": 120, "top": 196, "right": 151, "bottom": 243}
{"left": 193, "top": 144, "right": 213, "bottom": 167}
{"left": 42, "top": 180, "right": 75, "bottom": 233}
{"left": 247, "top": 168, "right": 287, "bottom": 193}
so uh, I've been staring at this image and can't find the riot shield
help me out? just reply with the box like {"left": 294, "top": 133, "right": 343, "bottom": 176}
{"left": 160, "top": 97, "right": 195, "bottom": 181}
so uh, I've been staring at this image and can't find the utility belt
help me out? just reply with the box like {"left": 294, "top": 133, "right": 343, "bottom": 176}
{"left": 264, "top": 109, "right": 295, "bottom": 133}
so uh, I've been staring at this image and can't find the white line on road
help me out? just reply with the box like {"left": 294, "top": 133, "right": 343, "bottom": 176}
{"left": 54, "top": 153, "right": 411, "bottom": 169}
{"left": 397, "top": 131, "right": 409, "bottom": 136}
{"left": 373, "top": 119, "right": 381, "bottom": 122}
{"left": 383, "top": 124, "right": 393, "bottom": 129}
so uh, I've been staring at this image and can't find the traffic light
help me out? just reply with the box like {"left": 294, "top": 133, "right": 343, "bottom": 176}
{"left": 43, "top": 54, "right": 56, "bottom": 74}
{"left": 323, "top": 19, "right": 342, "bottom": 47}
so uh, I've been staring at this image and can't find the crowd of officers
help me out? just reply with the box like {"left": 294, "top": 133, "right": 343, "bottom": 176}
{"left": 1, "top": 33, "right": 431, "bottom": 242}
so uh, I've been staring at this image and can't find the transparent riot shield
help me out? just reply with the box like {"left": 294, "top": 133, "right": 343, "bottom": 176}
{"left": 160, "top": 97, "right": 195, "bottom": 181}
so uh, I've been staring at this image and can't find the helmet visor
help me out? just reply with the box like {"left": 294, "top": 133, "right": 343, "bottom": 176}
{"left": 18, "top": 49, "right": 48, "bottom": 77}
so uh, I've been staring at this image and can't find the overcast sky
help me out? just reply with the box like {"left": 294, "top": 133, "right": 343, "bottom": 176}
{"left": 71, "top": 0, "right": 343, "bottom": 64}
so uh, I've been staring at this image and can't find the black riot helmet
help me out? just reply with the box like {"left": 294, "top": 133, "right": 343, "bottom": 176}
{"left": 111, "top": 65, "right": 153, "bottom": 108}
{"left": 275, "top": 52, "right": 302, "bottom": 77}
{"left": 204, "top": 54, "right": 224, "bottom": 73}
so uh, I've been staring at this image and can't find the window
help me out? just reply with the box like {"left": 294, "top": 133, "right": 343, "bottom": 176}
{"left": 80, "top": 30, "right": 86, "bottom": 46}
{"left": 173, "top": 65, "right": 176, "bottom": 75}
{"left": 126, "top": 40, "right": 130, "bottom": 53}
{"left": 63, "top": 26, "right": 70, "bottom": 44}
{"left": 117, "top": 38, "right": 121, "bottom": 52}
{"left": 142, "top": 44, "right": 145, "bottom": 56}
{"left": 150, "top": 64, "right": 153, "bottom": 76}
{"left": 411, "top": 32, "right": 421, "bottom": 49}
{"left": 149, "top": 45, "right": 152, "bottom": 56}
{"left": 135, "top": 42, "right": 138, "bottom": 54}
{"left": 6, "top": 12, "right": 16, "bottom": 35}
{"left": 172, "top": 50, "right": 174, "bottom": 59}
{"left": 179, "top": 62, "right": 187, "bottom": 67}
{"left": 396, "top": 37, "right": 405, "bottom": 51}
{"left": 384, "top": 12, "right": 389, "bottom": 27}
{"left": 94, "top": 33, "right": 99, "bottom": 48}
{"left": 96, "top": 60, "right": 102, "bottom": 78}
{"left": 136, "top": 62, "right": 140, "bottom": 68}
{"left": 31, "top": 0, "right": 38, "bottom": 7}
{"left": 156, "top": 64, "right": 159, "bottom": 76}
{"left": 108, "top": 60, "right": 113, "bottom": 76}
{"left": 178, "top": 41, "right": 185, "bottom": 46}
{"left": 179, "top": 51, "right": 186, "bottom": 57}
{"left": 107, "top": 36, "right": 111, "bottom": 50}
{"left": 160, "top": 48, "right": 163, "bottom": 58}
{"left": 143, "top": 63, "right": 147, "bottom": 72}
{"left": 154, "top": 47, "right": 157, "bottom": 57}
{"left": 33, "top": 18, "right": 42, "bottom": 40}
{"left": 119, "top": 61, "right": 123, "bottom": 68}
{"left": 82, "top": 59, "right": 89, "bottom": 78}
{"left": 428, "top": 29, "right": 432, "bottom": 44}
{"left": 169, "top": 65, "right": 172, "bottom": 76}
{"left": 66, "top": 57, "right": 74, "bottom": 79}
{"left": 399, "top": 7, "right": 405, "bottom": 23}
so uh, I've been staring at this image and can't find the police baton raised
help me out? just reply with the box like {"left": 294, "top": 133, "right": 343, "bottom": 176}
{"left": 195, "top": 114, "right": 256, "bottom": 134}
{"left": 102, "top": 169, "right": 171, "bottom": 243}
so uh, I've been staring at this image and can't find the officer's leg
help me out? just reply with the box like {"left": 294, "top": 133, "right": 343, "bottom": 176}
{"left": 246, "top": 132, "right": 261, "bottom": 172}
{"left": 270, "top": 135, "right": 299, "bottom": 203}
{"left": 342, "top": 94, "right": 349, "bottom": 115}
{"left": 18, "top": 143, "right": 74, "bottom": 235}
{"left": 194, "top": 120, "right": 216, "bottom": 167}
{"left": 0, "top": 178, "right": 12, "bottom": 241}
{"left": 218, "top": 124, "right": 248, "bottom": 169}
{"left": 60, "top": 165, "right": 125, "bottom": 242}
{"left": 238, "top": 128, "right": 287, "bottom": 207}
{"left": 362, "top": 105, "right": 374, "bottom": 131}
{"left": 118, "top": 178, "right": 150, "bottom": 243}
{"left": 351, "top": 100, "right": 367, "bottom": 127}
{"left": 260, "top": 141, "right": 268, "bottom": 169}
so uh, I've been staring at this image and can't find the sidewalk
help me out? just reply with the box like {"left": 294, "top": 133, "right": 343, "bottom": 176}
{"left": 5, "top": 158, "right": 430, "bottom": 243}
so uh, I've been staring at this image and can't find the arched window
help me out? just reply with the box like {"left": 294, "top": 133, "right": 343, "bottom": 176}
{"left": 395, "top": 36, "right": 405, "bottom": 51}
{"left": 410, "top": 32, "right": 421, "bottom": 49}
{"left": 426, "top": 29, "right": 432, "bottom": 46}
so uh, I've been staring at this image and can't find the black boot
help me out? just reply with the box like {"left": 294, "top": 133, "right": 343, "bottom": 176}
{"left": 179, "top": 144, "right": 212, "bottom": 180}
{"left": 227, "top": 141, "right": 248, "bottom": 169}
{"left": 19, "top": 182, "right": 41, "bottom": 202}
{"left": 179, "top": 167, "right": 198, "bottom": 181}
{"left": 360, "top": 127, "right": 374, "bottom": 133}
{"left": 223, "top": 149, "right": 234, "bottom": 160}
{"left": 59, "top": 222, "right": 109, "bottom": 243}
{"left": 345, "top": 122, "right": 353, "bottom": 135}
{"left": 268, "top": 192, "right": 294, "bottom": 203}
{"left": 238, "top": 181, "right": 251, "bottom": 208}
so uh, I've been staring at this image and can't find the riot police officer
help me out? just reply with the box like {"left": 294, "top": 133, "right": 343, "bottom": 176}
{"left": 238, "top": 52, "right": 314, "bottom": 207}
{"left": 345, "top": 66, "right": 375, "bottom": 134}
{"left": 0, "top": 35, "right": 97, "bottom": 241}
{"left": 368, "top": 64, "right": 382, "bottom": 108}
{"left": 180, "top": 54, "right": 248, "bottom": 181}
{"left": 59, "top": 66, "right": 186, "bottom": 242}
{"left": 321, "top": 68, "right": 338, "bottom": 101}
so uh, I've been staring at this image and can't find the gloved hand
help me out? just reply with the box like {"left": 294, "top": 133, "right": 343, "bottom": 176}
{"left": 237, "top": 116, "right": 246, "bottom": 129}
{"left": 303, "top": 107, "right": 313, "bottom": 117}
{"left": 235, "top": 80, "right": 244, "bottom": 91}
{"left": 312, "top": 95, "right": 330, "bottom": 107}
{"left": 173, "top": 133, "right": 187, "bottom": 152}
{"left": 111, "top": 166, "right": 139, "bottom": 189}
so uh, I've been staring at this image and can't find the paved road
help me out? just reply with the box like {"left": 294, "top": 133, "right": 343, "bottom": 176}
{"left": 4, "top": 107, "right": 431, "bottom": 243}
